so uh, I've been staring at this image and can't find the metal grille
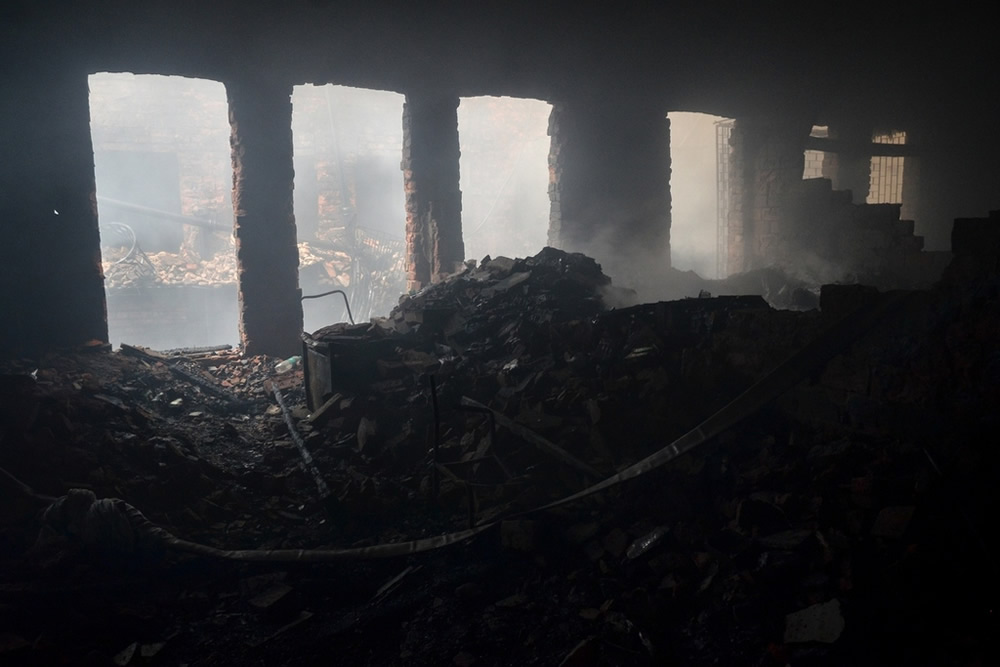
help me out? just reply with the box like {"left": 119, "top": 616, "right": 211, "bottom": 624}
{"left": 867, "top": 131, "right": 906, "bottom": 204}
{"left": 349, "top": 226, "right": 406, "bottom": 321}
{"left": 715, "top": 119, "right": 734, "bottom": 279}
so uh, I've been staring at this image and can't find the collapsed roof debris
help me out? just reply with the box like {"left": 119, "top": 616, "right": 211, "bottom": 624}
{"left": 1, "top": 244, "right": 998, "bottom": 665}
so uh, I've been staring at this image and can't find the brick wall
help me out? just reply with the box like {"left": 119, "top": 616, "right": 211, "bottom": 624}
{"left": 401, "top": 93, "right": 464, "bottom": 289}
{"left": 751, "top": 121, "right": 811, "bottom": 268}
{"left": 228, "top": 77, "right": 303, "bottom": 357}
{"left": 728, "top": 117, "right": 946, "bottom": 288}
{"left": 780, "top": 178, "right": 949, "bottom": 288}
{"left": 726, "top": 117, "right": 809, "bottom": 274}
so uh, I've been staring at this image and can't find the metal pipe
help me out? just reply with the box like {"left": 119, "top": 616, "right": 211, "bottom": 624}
{"left": 97, "top": 196, "right": 230, "bottom": 231}
{"left": 301, "top": 289, "right": 355, "bottom": 324}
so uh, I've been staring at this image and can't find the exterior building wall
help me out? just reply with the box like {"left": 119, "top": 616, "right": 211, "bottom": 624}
{"left": 726, "top": 116, "right": 943, "bottom": 288}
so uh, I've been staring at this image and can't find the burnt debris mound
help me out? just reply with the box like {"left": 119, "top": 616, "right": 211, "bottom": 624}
{"left": 1, "top": 245, "right": 998, "bottom": 666}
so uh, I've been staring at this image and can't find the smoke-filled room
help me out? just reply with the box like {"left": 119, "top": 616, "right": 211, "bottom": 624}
{"left": 1, "top": 2, "right": 997, "bottom": 665}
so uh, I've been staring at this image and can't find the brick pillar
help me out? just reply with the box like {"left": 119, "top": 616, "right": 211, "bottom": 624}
{"left": 0, "top": 67, "right": 107, "bottom": 356}
{"left": 226, "top": 77, "right": 303, "bottom": 357}
{"left": 547, "top": 100, "right": 671, "bottom": 280}
{"left": 726, "top": 116, "right": 810, "bottom": 272}
{"left": 899, "top": 127, "right": 921, "bottom": 225}
{"left": 401, "top": 93, "right": 463, "bottom": 291}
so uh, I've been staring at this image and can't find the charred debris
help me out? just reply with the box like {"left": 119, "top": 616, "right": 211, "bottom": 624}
{"left": 1, "top": 239, "right": 998, "bottom": 666}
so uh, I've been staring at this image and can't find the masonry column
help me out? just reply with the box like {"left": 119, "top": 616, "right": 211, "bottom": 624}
{"left": 898, "top": 126, "right": 921, "bottom": 225}
{"left": 401, "top": 92, "right": 463, "bottom": 291}
{"left": 226, "top": 77, "right": 303, "bottom": 357}
{"left": 726, "top": 115, "right": 811, "bottom": 273}
{"left": 726, "top": 119, "right": 756, "bottom": 275}
{"left": 0, "top": 66, "right": 107, "bottom": 356}
{"left": 547, "top": 99, "right": 671, "bottom": 280}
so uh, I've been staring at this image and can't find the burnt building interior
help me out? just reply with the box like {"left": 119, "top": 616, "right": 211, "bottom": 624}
{"left": 1, "top": 2, "right": 998, "bottom": 665}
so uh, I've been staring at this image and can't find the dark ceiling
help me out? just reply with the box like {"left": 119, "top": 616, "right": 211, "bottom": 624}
{"left": 1, "top": 1, "right": 995, "bottom": 129}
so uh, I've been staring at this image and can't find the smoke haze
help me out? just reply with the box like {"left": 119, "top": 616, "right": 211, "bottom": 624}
{"left": 89, "top": 74, "right": 786, "bottom": 350}
{"left": 89, "top": 73, "right": 237, "bottom": 350}
{"left": 668, "top": 111, "right": 727, "bottom": 279}
{"left": 458, "top": 96, "right": 551, "bottom": 262}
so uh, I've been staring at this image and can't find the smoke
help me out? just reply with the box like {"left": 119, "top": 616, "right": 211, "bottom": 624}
{"left": 584, "top": 112, "right": 832, "bottom": 311}
{"left": 573, "top": 219, "right": 704, "bottom": 306}
{"left": 667, "top": 111, "right": 727, "bottom": 278}
{"left": 458, "top": 96, "right": 551, "bottom": 262}
{"left": 291, "top": 84, "right": 407, "bottom": 332}
{"left": 775, "top": 246, "right": 854, "bottom": 286}
{"left": 89, "top": 73, "right": 232, "bottom": 252}
{"left": 540, "top": 111, "right": 733, "bottom": 306}
{"left": 88, "top": 73, "right": 236, "bottom": 349}
{"left": 88, "top": 74, "right": 830, "bottom": 354}
{"left": 291, "top": 84, "right": 406, "bottom": 242}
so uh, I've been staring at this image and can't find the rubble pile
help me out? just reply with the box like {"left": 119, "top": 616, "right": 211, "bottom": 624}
{"left": 305, "top": 249, "right": 823, "bottom": 500}
{"left": 103, "top": 241, "right": 356, "bottom": 289}
{"left": 1, "top": 245, "right": 997, "bottom": 665}
{"left": 0, "top": 350, "right": 296, "bottom": 536}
